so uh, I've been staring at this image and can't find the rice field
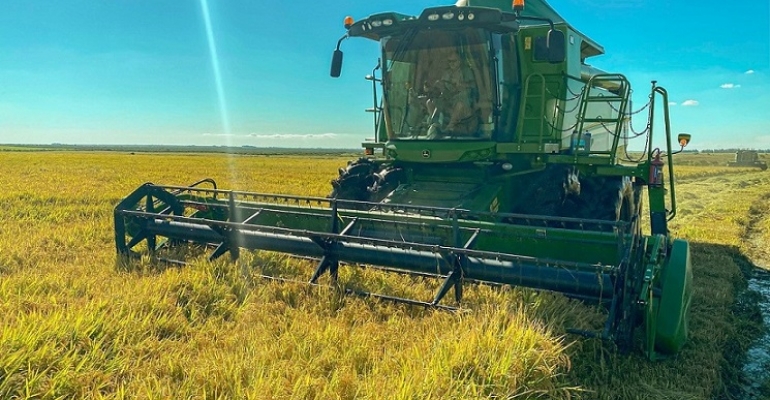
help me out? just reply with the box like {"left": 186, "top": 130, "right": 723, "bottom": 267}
{"left": 0, "top": 150, "right": 767, "bottom": 399}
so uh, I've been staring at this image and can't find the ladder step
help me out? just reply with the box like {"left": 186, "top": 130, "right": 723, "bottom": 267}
{"left": 579, "top": 119, "right": 623, "bottom": 123}
{"left": 583, "top": 96, "right": 625, "bottom": 102}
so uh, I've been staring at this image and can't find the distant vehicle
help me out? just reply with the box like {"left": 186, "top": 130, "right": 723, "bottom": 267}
{"left": 727, "top": 150, "right": 768, "bottom": 170}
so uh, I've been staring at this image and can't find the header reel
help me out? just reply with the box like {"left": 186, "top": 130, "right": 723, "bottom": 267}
{"left": 115, "top": 179, "right": 690, "bottom": 360}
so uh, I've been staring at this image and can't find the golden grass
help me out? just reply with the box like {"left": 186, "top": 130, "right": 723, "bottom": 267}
{"left": 0, "top": 151, "right": 768, "bottom": 399}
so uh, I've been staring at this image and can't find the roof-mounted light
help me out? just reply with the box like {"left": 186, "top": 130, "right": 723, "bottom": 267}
{"left": 513, "top": 0, "right": 525, "bottom": 13}
{"left": 382, "top": 18, "right": 393, "bottom": 26}
{"left": 416, "top": 6, "right": 512, "bottom": 30}
{"left": 370, "top": 20, "right": 382, "bottom": 27}
{"left": 344, "top": 16, "right": 354, "bottom": 29}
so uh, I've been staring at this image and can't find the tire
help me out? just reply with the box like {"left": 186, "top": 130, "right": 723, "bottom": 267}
{"left": 329, "top": 158, "right": 405, "bottom": 210}
{"left": 567, "top": 175, "right": 634, "bottom": 222}
{"left": 509, "top": 167, "right": 637, "bottom": 231}
{"left": 369, "top": 167, "right": 405, "bottom": 203}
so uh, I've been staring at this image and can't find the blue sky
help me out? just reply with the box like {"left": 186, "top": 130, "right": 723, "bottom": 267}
{"left": 0, "top": 0, "right": 768, "bottom": 150}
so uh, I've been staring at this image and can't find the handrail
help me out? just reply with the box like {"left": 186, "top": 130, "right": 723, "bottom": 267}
{"left": 576, "top": 73, "right": 630, "bottom": 160}
{"left": 649, "top": 85, "right": 677, "bottom": 221}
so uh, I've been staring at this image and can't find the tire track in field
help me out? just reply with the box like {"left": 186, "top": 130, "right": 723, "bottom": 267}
{"left": 671, "top": 169, "right": 770, "bottom": 399}
{"left": 737, "top": 192, "right": 770, "bottom": 399}
{"left": 741, "top": 193, "right": 770, "bottom": 270}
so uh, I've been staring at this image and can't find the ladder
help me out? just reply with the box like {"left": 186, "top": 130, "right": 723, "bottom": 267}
{"left": 574, "top": 74, "right": 631, "bottom": 156}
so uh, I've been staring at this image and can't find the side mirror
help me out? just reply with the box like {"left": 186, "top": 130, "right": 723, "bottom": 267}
{"left": 330, "top": 50, "right": 344, "bottom": 78}
{"left": 671, "top": 132, "right": 692, "bottom": 155}
{"left": 547, "top": 29, "right": 565, "bottom": 63}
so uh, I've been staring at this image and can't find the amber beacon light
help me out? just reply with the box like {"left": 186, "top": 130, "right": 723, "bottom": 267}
{"left": 344, "top": 16, "right": 354, "bottom": 29}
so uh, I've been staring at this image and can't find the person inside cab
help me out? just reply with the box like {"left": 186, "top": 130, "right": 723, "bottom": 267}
{"left": 412, "top": 44, "right": 479, "bottom": 138}
{"left": 389, "top": 28, "right": 493, "bottom": 140}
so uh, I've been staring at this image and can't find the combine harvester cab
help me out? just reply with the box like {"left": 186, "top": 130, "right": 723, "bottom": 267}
{"left": 115, "top": 0, "right": 694, "bottom": 360}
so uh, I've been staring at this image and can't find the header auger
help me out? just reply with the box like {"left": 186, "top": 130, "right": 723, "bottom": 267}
{"left": 115, "top": 0, "right": 693, "bottom": 360}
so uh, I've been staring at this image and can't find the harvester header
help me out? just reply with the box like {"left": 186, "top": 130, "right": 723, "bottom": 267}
{"left": 115, "top": 0, "right": 693, "bottom": 360}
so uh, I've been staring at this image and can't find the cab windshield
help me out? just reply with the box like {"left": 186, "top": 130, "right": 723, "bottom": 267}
{"left": 382, "top": 28, "right": 495, "bottom": 140}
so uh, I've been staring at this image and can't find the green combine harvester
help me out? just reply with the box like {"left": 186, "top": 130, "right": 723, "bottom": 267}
{"left": 115, "top": 0, "right": 693, "bottom": 360}
{"left": 727, "top": 150, "right": 768, "bottom": 170}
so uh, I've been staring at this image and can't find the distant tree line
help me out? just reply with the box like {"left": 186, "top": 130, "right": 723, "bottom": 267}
{"left": 696, "top": 149, "right": 770, "bottom": 153}
{"left": 0, "top": 143, "right": 360, "bottom": 156}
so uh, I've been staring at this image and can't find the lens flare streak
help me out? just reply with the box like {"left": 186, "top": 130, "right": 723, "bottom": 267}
{"left": 200, "top": 0, "right": 231, "bottom": 137}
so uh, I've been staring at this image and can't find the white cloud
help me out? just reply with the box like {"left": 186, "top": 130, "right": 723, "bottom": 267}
{"left": 201, "top": 133, "right": 339, "bottom": 139}
{"left": 720, "top": 83, "right": 741, "bottom": 89}
{"left": 202, "top": 133, "right": 235, "bottom": 137}
{"left": 668, "top": 101, "right": 677, "bottom": 106}
{"left": 681, "top": 100, "right": 699, "bottom": 106}
{"left": 247, "top": 133, "right": 338, "bottom": 139}
{"left": 745, "top": 69, "right": 755, "bottom": 74}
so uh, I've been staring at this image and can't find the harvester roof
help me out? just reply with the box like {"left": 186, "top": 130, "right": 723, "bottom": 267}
{"left": 457, "top": 0, "right": 605, "bottom": 58}
{"left": 350, "top": 0, "right": 605, "bottom": 60}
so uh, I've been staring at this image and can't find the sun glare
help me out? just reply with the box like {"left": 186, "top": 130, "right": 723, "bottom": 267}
{"left": 200, "top": 0, "right": 236, "bottom": 182}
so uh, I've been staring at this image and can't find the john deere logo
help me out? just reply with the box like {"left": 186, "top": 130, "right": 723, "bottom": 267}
{"left": 422, "top": 150, "right": 431, "bottom": 158}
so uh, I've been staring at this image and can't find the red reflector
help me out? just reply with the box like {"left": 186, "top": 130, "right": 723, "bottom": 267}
{"left": 191, "top": 204, "right": 209, "bottom": 212}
